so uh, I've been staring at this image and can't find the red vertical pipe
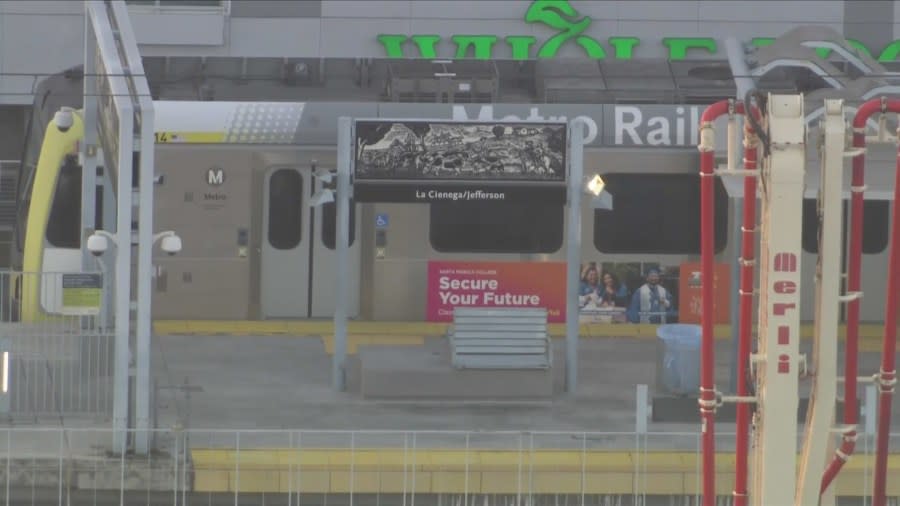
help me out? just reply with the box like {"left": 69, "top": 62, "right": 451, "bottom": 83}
{"left": 699, "top": 99, "right": 732, "bottom": 506}
{"left": 820, "top": 98, "right": 885, "bottom": 495}
{"left": 734, "top": 113, "right": 758, "bottom": 506}
{"left": 872, "top": 116, "right": 900, "bottom": 506}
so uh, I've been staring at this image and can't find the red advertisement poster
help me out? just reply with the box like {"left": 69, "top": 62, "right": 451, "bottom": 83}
{"left": 426, "top": 261, "right": 566, "bottom": 322}
{"left": 678, "top": 262, "right": 731, "bottom": 324}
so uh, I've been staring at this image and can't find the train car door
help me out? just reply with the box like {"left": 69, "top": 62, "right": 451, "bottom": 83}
{"left": 260, "top": 166, "right": 360, "bottom": 318}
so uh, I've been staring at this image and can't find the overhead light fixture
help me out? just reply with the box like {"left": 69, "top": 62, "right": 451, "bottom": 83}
{"left": 587, "top": 174, "right": 606, "bottom": 196}
{"left": 314, "top": 166, "right": 335, "bottom": 184}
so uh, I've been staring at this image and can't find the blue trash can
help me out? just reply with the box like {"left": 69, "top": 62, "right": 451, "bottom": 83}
{"left": 656, "top": 324, "right": 702, "bottom": 396}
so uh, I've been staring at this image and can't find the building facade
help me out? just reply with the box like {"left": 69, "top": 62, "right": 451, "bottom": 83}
{"left": 1, "top": 0, "right": 900, "bottom": 104}
{"left": 1, "top": 0, "right": 898, "bottom": 154}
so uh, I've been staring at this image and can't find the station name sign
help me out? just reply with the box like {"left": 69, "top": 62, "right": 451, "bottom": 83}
{"left": 377, "top": 0, "right": 900, "bottom": 61}
{"left": 353, "top": 119, "right": 568, "bottom": 203}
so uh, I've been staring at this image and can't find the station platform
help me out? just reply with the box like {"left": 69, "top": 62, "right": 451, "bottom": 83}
{"left": 151, "top": 329, "right": 900, "bottom": 498}
{"left": 3, "top": 332, "right": 898, "bottom": 500}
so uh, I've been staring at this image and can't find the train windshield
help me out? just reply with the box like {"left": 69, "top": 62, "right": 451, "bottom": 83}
{"left": 14, "top": 93, "right": 50, "bottom": 254}
{"left": 14, "top": 67, "right": 84, "bottom": 254}
{"left": 46, "top": 155, "right": 82, "bottom": 248}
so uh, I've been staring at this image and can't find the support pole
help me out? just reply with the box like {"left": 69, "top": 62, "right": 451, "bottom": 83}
{"left": 796, "top": 99, "right": 844, "bottom": 506}
{"left": 730, "top": 194, "right": 743, "bottom": 393}
{"left": 565, "top": 119, "right": 585, "bottom": 395}
{"left": 110, "top": 0, "right": 157, "bottom": 454}
{"left": 726, "top": 110, "right": 744, "bottom": 394}
{"left": 112, "top": 107, "right": 134, "bottom": 456}
{"left": 750, "top": 94, "right": 805, "bottom": 506}
{"left": 734, "top": 106, "right": 759, "bottom": 506}
{"left": 81, "top": 12, "right": 98, "bottom": 276}
{"left": 724, "top": 37, "right": 757, "bottom": 394}
{"left": 134, "top": 97, "right": 155, "bottom": 455}
{"left": 333, "top": 117, "right": 352, "bottom": 391}
{"left": 871, "top": 125, "right": 900, "bottom": 506}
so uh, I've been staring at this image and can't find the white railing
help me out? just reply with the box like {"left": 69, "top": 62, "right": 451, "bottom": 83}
{"left": 0, "top": 271, "right": 113, "bottom": 420}
{"left": 0, "top": 427, "right": 895, "bottom": 505}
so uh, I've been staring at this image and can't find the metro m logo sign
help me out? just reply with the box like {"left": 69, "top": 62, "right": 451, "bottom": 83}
{"left": 206, "top": 167, "right": 225, "bottom": 186}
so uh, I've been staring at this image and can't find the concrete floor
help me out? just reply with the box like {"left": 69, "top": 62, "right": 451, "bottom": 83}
{"left": 144, "top": 334, "right": 900, "bottom": 448}
{"left": 2, "top": 333, "right": 898, "bottom": 455}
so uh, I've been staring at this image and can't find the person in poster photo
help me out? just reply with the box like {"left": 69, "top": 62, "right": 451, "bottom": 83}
{"left": 599, "top": 271, "right": 629, "bottom": 308}
{"left": 627, "top": 268, "right": 677, "bottom": 323}
{"left": 579, "top": 262, "right": 603, "bottom": 308}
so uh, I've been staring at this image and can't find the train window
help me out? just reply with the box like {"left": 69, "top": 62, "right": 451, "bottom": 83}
{"left": 592, "top": 173, "right": 728, "bottom": 254}
{"left": 321, "top": 200, "right": 357, "bottom": 249}
{"left": 46, "top": 156, "right": 82, "bottom": 248}
{"left": 429, "top": 201, "right": 564, "bottom": 253}
{"left": 802, "top": 199, "right": 889, "bottom": 254}
{"left": 863, "top": 201, "right": 890, "bottom": 253}
{"left": 267, "top": 169, "right": 303, "bottom": 250}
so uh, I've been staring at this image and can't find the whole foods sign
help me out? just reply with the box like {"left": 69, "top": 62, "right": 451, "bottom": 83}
{"left": 377, "top": 0, "right": 900, "bottom": 61}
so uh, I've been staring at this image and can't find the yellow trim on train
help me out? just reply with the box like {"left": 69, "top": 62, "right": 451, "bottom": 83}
{"left": 153, "top": 321, "right": 893, "bottom": 353}
{"left": 190, "top": 448, "right": 900, "bottom": 496}
{"left": 154, "top": 131, "right": 226, "bottom": 144}
{"left": 18, "top": 113, "right": 85, "bottom": 323}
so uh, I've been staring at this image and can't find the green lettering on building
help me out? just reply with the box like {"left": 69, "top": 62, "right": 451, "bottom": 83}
{"left": 452, "top": 35, "right": 498, "bottom": 59}
{"left": 505, "top": 36, "right": 538, "bottom": 60}
{"left": 377, "top": 0, "right": 900, "bottom": 62}
{"left": 525, "top": 0, "right": 605, "bottom": 58}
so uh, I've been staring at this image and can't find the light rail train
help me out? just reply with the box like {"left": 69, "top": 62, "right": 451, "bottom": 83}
{"left": 6, "top": 67, "right": 895, "bottom": 325}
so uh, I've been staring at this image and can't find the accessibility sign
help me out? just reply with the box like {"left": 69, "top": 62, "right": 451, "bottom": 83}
{"left": 375, "top": 213, "right": 389, "bottom": 229}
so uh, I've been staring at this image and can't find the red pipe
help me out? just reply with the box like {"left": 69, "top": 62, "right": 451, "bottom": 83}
{"left": 872, "top": 115, "right": 900, "bottom": 506}
{"left": 820, "top": 98, "right": 896, "bottom": 497}
{"left": 699, "top": 99, "right": 741, "bottom": 506}
{"left": 734, "top": 114, "right": 759, "bottom": 506}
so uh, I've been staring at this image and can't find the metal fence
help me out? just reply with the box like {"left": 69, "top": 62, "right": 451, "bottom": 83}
{"left": 0, "top": 427, "right": 896, "bottom": 506}
{"left": 0, "top": 271, "right": 113, "bottom": 421}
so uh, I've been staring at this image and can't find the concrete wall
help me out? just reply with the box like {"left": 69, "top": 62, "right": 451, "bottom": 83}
{"left": 1, "top": 1, "right": 900, "bottom": 104}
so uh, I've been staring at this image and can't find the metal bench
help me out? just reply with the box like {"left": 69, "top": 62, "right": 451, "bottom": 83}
{"left": 447, "top": 307, "right": 551, "bottom": 370}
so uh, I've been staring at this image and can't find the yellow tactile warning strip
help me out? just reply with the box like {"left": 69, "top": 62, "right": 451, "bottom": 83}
{"left": 154, "top": 321, "right": 891, "bottom": 353}
{"left": 190, "top": 448, "right": 900, "bottom": 496}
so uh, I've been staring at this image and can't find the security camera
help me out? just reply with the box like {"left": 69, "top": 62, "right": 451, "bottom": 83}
{"left": 160, "top": 235, "right": 182, "bottom": 256}
{"left": 86, "top": 234, "right": 108, "bottom": 257}
{"left": 54, "top": 107, "right": 75, "bottom": 133}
